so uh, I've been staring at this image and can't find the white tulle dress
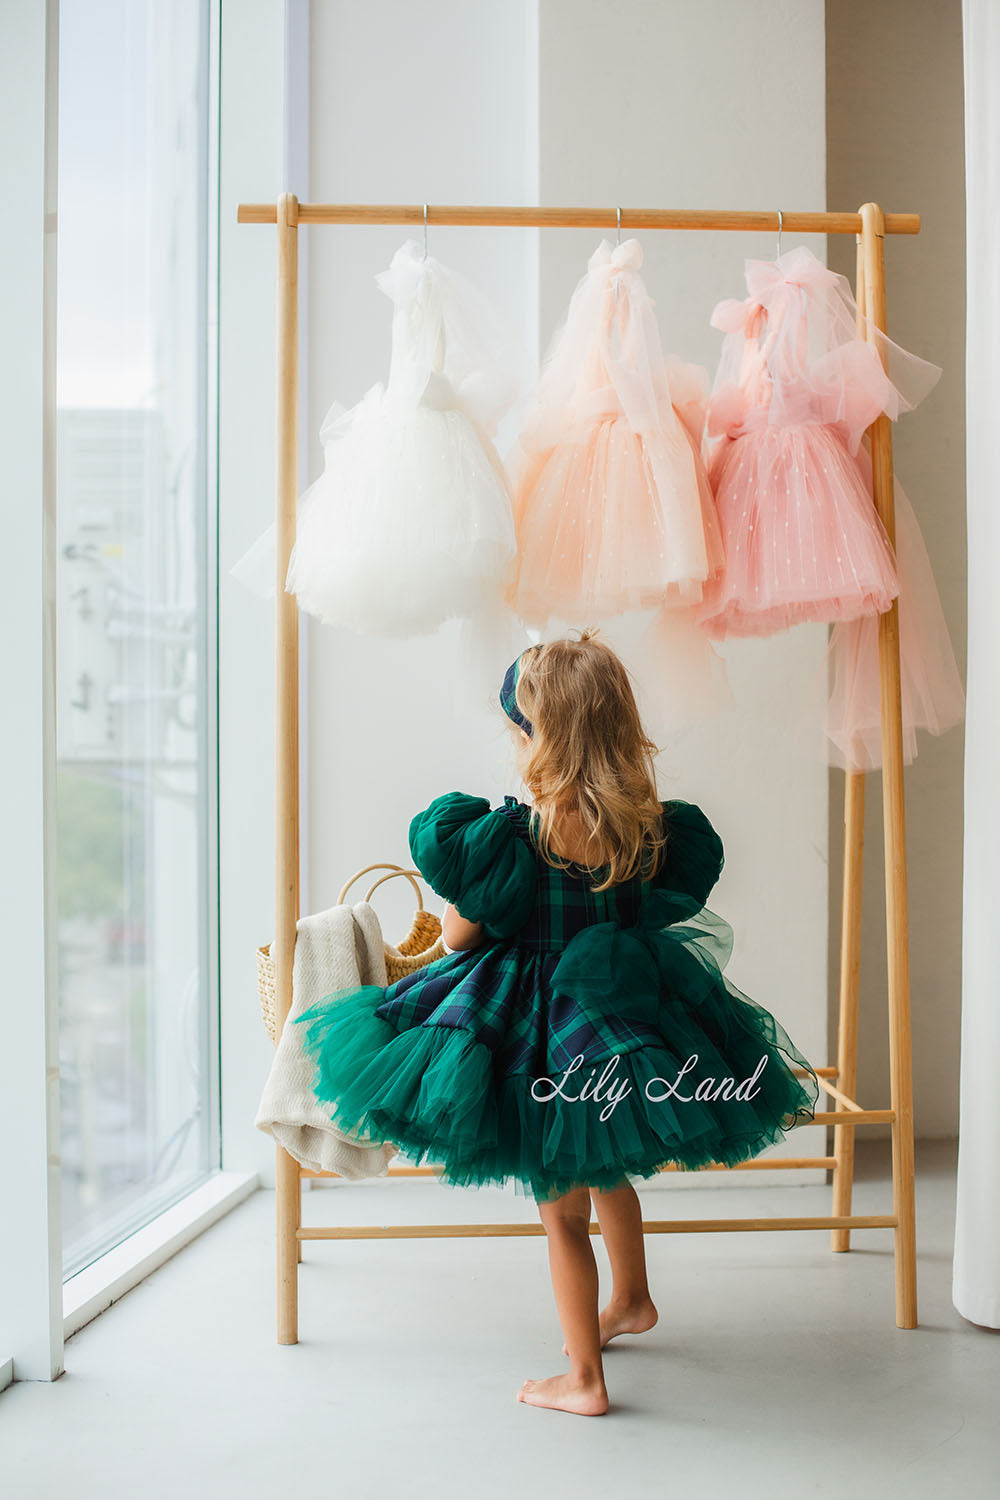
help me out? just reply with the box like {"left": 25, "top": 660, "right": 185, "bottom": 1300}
{"left": 230, "top": 239, "right": 527, "bottom": 639}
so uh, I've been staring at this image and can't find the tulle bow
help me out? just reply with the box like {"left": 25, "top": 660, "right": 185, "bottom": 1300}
{"left": 711, "top": 245, "right": 942, "bottom": 443}
{"left": 370, "top": 238, "right": 528, "bottom": 433}
{"left": 516, "top": 235, "right": 687, "bottom": 444}
{"left": 550, "top": 887, "right": 736, "bottom": 1031}
{"left": 745, "top": 247, "right": 840, "bottom": 305}
{"left": 588, "top": 237, "right": 645, "bottom": 275}
{"left": 711, "top": 296, "right": 767, "bottom": 339}
{"left": 374, "top": 239, "right": 428, "bottom": 306}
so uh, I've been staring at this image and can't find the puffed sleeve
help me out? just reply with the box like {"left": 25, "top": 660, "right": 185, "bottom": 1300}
{"left": 652, "top": 800, "right": 726, "bottom": 911}
{"left": 408, "top": 791, "right": 538, "bottom": 939}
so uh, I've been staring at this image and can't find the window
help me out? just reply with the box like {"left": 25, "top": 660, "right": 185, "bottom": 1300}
{"left": 55, "top": 0, "right": 220, "bottom": 1278}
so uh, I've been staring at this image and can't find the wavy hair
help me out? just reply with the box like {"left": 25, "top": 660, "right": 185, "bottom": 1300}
{"left": 512, "top": 630, "right": 665, "bottom": 891}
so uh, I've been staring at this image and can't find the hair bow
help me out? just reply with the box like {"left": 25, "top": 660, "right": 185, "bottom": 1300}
{"left": 500, "top": 651, "right": 535, "bottom": 736}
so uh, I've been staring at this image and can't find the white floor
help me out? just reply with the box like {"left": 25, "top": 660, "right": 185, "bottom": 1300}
{"left": 2, "top": 1142, "right": 997, "bottom": 1499}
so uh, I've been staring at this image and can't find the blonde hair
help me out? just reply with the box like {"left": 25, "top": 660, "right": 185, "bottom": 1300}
{"left": 512, "top": 630, "right": 665, "bottom": 891}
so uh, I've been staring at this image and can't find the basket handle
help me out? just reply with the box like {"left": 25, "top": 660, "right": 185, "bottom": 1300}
{"left": 338, "top": 864, "right": 428, "bottom": 906}
{"left": 337, "top": 862, "right": 407, "bottom": 905}
{"left": 364, "top": 868, "right": 426, "bottom": 907}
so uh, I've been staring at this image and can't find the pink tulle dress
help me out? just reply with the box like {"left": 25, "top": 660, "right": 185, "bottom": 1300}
{"left": 697, "top": 246, "right": 941, "bottom": 640}
{"left": 508, "top": 239, "right": 725, "bottom": 628}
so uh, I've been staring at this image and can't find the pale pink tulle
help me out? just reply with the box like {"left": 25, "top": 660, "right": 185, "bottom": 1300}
{"left": 713, "top": 247, "right": 942, "bottom": 449}
{"left": 699, "top": 245, "right": 941, "bottom": 641}
{"left": 698, "top": 423, "right": 900, "bottom": 639}
{"left": 822, "top": 453, "right": 965, "bottom": 771}
{"left": 509, "top": 239, "right": 724, "bottom": 628}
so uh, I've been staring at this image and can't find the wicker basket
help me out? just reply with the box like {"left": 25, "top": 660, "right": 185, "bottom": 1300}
{"left": 257, "top": 862, "right": 445, "bottom": 1044}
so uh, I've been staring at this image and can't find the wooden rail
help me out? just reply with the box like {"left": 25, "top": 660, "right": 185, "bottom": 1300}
{"left": 237, "top": 202, "right": 919, "bottom": 235}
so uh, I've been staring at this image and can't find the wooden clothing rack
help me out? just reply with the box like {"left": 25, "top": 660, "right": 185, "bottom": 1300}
{"left": 236, "top": 196, "right": 921, "bottom": 1345}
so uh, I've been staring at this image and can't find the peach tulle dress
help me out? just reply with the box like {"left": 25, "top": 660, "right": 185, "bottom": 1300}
{"left": 507, "top": 239, "right": 725, "bottom": 628}
{"left": 698, "top": 246, "right": 941, "bottom": 641}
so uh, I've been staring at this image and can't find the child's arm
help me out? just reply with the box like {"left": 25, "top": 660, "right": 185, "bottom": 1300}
{"left": 442, "top": 903, "right": 485, "bottom": 952}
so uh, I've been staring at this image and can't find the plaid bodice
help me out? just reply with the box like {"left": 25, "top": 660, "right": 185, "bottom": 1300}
{"left": 378, "top": 790, "right": 729, "bottom": 1077}
{"left": 493, "top": 797, "right": 648, "bottom": 951}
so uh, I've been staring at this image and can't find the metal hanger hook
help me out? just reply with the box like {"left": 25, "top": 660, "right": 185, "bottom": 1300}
{"left": 776, "top": 208, "right": 783, "bottom": 260}
{"left": 613, "top": 208, "right": 624, "bottom": 306}
{"left": 423, "top": 202, "right": 429, "bottom": 260}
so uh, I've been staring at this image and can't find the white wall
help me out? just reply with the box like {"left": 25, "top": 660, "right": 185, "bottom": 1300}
{"left": 288, "top": 0, "right": 830, "bottom": 1191}
{"left": 534, "top": 0, "right": 830, "bottom": 1178}
{"left": 304, "top": 0, "right": 540, "bottom": 931}
{"left": 220, "top": 1, "right": 542, "bottom": 1187}
{"left": 826, "top": 0, "right": 967, "bottom": 1138}
{"left": 219, "top": 1, "right": 831, "bottom": 1187}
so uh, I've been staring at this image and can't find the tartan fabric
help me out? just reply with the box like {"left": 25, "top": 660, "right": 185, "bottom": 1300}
{"left": 375, "top": 796, "right": 698, "bottom": 1076}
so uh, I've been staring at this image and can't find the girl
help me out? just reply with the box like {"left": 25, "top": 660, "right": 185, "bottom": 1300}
{"left": 296, "top": 630, "right": 818, "bottom": 1416}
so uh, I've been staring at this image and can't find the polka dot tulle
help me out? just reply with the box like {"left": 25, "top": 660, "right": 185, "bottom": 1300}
{"left": 508, "top": 239, "right": 724, "bottom": 628}
{"left": 698, "top": 246, "right": 941, "bottom": 640}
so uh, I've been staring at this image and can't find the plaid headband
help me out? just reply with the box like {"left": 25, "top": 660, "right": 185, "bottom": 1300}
{"left": 499, "top": 651, "right": 535, "bottom": 736}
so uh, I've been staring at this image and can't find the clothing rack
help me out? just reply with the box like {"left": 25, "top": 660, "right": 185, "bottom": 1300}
{"left": 236, "top": 197, "right": 921, "bottom": 1345}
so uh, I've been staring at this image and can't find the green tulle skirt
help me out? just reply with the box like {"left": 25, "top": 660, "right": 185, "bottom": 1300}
{"left": 294, "top": 901, "right": 819, "bottom": 1203}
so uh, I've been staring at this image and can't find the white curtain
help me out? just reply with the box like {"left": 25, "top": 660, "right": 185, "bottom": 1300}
{"left": 953, "top": 0, "right": 1000, "bottom": 1328}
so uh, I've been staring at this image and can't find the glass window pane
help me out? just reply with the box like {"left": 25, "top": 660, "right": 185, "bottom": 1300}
{"left": 55, "top": 0, "right": 219, "bottom": 1279}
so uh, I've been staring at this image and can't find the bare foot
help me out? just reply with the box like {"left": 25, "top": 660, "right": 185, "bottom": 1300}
{"left": 517, "top": 1371, "right": 609, "bottom": 1416}
{"left": 562, "top": 1296, "right": 658, "bottom": 1355}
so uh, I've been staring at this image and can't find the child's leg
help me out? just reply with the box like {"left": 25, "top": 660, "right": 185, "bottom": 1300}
{"left": 586, "top": 1181, "right": 658, "bottom": 1347}
{"left": 517, "top": 1186, "right": 609, "bottom": 1416}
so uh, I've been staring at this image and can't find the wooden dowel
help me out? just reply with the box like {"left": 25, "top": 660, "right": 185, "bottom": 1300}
{"left": 301, "top": 1155, "right": 838, "bottom": 1180}
{"left": 297, "top": 1214, "right": 898, "bottom": 1241}
{"left": 815, "top": 1075, "right": 864, "bottom": 1112}
{"left": 860, "top": 202, "right": 918, "bottom": 1330}
{"left": 274, "top": 192, "right": 301, "bottom": 1346}
{"left": 237, "top": 202, "right": 920, "bottom": 235}
{"left": 812, "top": 1109, "right": 894, "bottom": 1125}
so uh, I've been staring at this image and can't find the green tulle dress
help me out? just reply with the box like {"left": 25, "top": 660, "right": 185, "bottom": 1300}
{"left": 295, "top": 792, "right": 819, "bottom": 1202}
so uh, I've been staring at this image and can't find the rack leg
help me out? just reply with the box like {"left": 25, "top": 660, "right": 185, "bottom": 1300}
{"left": 274, "top": 191, "right": 301, "bottom": 1345}
{"left": 295, "top": 1157, "right": 303, "bottom": 1263}
{"left": 832, "top": 768, "right": 865, "bottom": 1251}
{"left": 860, "top": 203, "right": 918, "bottom": 1328}
{"left": 277, "top": 1146, "right": 300, "bottom": 1337}
{"left": 832, "top": 232, "right": 870, "bottom": 1255}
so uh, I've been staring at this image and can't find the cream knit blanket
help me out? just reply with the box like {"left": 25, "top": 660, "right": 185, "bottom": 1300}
{"left": 255, "top": 901, "right": 397, "bottom": 1179}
